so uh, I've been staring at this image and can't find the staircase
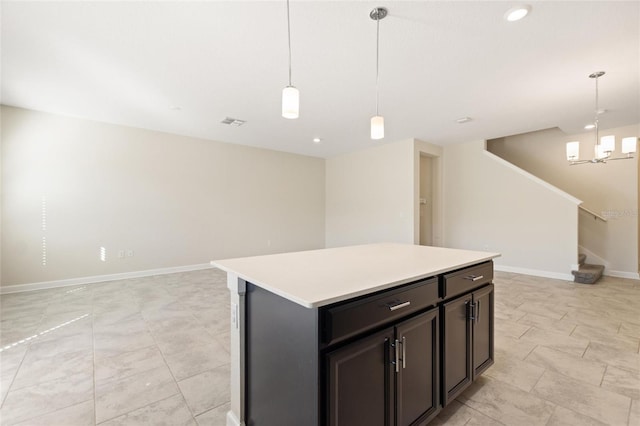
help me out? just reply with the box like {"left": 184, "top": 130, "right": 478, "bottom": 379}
{"left": 572, "top": 253, "right": 604, "bottom": 284}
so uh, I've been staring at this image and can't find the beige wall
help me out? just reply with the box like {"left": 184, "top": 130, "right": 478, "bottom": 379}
{"left": 1, "top": 106, "right": 325, "bottom": 286}
{"left": 325, "top": 139, "right": 415, "bottom": 247}
{"left": 325, "top": 138, "right": 443, "bottom": 249}
{"left": 488, "top": 125, "right": 638, "bottom": 276}
{"left": 444, "top": 140, "right": 580, "bottom": 278}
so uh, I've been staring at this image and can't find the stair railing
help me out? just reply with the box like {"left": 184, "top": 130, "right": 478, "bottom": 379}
{"left": 579, "top": 205, "right": 608, "bottom": 222}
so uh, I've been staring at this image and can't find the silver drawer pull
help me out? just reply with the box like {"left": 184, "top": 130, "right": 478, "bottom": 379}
{"left": 389, "top": 301, "right": 411, "bottom": 311}
{"left": 464, "top": 274, "right": 484, "bottom": 282}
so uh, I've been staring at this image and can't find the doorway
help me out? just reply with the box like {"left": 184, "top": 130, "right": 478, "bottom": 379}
{"left": 419, "top": 154, "right": 433, "bottom": 246}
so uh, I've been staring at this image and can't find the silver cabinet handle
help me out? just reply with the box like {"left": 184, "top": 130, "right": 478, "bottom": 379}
{"left": 476, "top": 300, "right": 481, "bottom": 323}
{"left": 464, "top": 275, "right": 484, "bottom": 282}
{"left": 402, "top": 336, "right": 406, "bottom": 369}
{"left": 389, "top": 301, "right": 411, "bottom": 311}
{"left": 394, "top": 339, "right": 400, "bottom": 373}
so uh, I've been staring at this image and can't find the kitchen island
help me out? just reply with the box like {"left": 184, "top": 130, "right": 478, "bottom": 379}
{"left": 213, "top": 243, "right": 500, "bottom": 426}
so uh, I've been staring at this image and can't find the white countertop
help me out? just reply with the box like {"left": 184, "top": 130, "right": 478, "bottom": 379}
{"left": 213, "top": 243, "right": 500, "bottom": 308}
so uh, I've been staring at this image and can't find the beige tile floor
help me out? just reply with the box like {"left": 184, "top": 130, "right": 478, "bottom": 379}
{"left": 0, "top": 269, "right": 638, "bottom": 425}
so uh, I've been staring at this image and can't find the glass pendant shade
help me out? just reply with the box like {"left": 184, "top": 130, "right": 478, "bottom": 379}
{"left": 600, "top": 135, "right": 615, "bottom": 154}
{"left": 566, "top": 141, "right": 580, "bottom": 161}
{"left": 282, "top": 86, "right": 299, "bottom": 119}
{"left": 371, "top": 115, "right": 384, "bottom": 140}
{"left": 595, "top": 143, "right": 609, "bottom": 159}
{"left": 622, "top": 137, "right": 638, "bottom": 154}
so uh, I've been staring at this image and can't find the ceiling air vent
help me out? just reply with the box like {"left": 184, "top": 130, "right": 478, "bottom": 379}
{"left": 221, "top": 117, "right": 246, "bottom": 126}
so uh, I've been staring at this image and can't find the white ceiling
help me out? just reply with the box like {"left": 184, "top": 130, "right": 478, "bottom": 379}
{"left": 2, "top": 1, "right": 638, "bottom": 158}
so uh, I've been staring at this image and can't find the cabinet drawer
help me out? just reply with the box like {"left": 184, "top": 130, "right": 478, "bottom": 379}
{"left": 323, "top": 277, "right": 439, "bottom": 346}
{"left": 443, "top": 261, "right": 493, "bottom": 299}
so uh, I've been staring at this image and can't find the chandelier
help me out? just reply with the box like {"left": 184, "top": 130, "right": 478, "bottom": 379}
{"left": 566, "top": 71, "right": 636, "bottom": 165}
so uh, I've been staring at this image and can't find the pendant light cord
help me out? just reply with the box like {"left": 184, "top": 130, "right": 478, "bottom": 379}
{"left": 375, "top": 16, "right": 380, "bottom": 116}
{"left": 287, "top": 0, "right": 292, "bottom": 86}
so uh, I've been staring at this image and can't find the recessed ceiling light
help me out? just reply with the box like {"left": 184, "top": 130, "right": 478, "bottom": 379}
{"left": 584, "top": 124, "right": 596, "bottom": 130}
{"left": 504, "top": 5, "right": 531, "bottom": 22}
{"left": 313, "top": 137, "right": 322, "bottom": 143}
{"left": 455, "top": 117, "right": 472, "bottom": 124}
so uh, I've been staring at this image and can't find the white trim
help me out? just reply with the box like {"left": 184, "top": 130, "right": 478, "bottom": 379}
{"left": 483, "top": 149, "right": 582, "bottom": 205}
{"left": 577, "top": 246, "right": 639, "bottom": 280}
{"left": 0, "top": 263, "right": 214, "bottom": 294}
{"left": 494, "top": 264, "right": 574, "bottom": 281}
{"left": 578, "top": 245, "right": 610, "bottom": 269}
{"left": 604, "top": 270, "right": 640, "bottom": 280}
{"left": 226, "top": 410, "right": 243, "bottom": 426}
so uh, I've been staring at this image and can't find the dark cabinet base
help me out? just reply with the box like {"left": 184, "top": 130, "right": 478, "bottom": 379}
{"left": 244, "top": 262, "right": 494, "bottom": 426}
{"left": 442, "top": 283, "right": 494, "bottom": 406}
{"left": 245, "top": 283, "right": 320, "bottom": 425}
{"left": 327, "top": 327, "right": 395, "bottom": 426}
{"left": 326, "top": 309, "right": 441, "bottom": 426}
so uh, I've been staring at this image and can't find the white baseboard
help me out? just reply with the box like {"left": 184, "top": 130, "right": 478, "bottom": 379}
{"left": 494, "top": 264, "right": 574, "bottom": 281}
{"left": 226, "top": 411, "right": 243, "bottom": 426}
{"left": 0, "top": 263, "right": 214, "bottom": 294}
{"left": 577, "top": 245, "right": 611, "bottom": 269}
{"left": 604, "top": 270, "right": 640, "bottom": 280}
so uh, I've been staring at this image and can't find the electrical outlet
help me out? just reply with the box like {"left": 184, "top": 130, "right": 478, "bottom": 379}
{"left": 126, "top": 250, "right": 134, "bottom": 257}
{"left": 117, "top": 250, "right": 125, "bottom": 259}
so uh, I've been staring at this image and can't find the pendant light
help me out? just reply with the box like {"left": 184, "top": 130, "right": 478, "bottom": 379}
{"left": 566, "top": 71, "right": 637, "bottom": 165}
{"left": 370, "top": 7, "right": 387, "bottom": 140}
{"left": 282, "top": 0, "right": 299, "bottom": 119}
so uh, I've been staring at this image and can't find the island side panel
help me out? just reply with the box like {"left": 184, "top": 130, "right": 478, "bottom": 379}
{"left": 227, "top": 274, "right": 246, "bottom": 426}
{"left": 245, "top": 282, "right": 320, "bottom": 425}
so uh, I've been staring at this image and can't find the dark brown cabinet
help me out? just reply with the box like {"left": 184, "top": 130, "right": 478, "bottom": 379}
{"left": 396, "top": 310, "right": 440, "bottom": 426}
{"left": 473, "top": 285, "right": 494, "bottom": 377}
{"left": 327, "top": 328, "right": 395, "bottom": 426}
{"left": 441, "top": 283, "right": 494, "bottom": 406}
{"left": 242, "top": 261, "right": 494, "bottom": 425}
{"left": 327, "top": 309, "right": 440, "bottom": 426}
{"left": 442, "top": 293, "right": 473, "bottom": 405}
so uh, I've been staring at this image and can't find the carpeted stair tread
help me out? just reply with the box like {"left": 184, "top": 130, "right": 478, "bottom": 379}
{"left": 571, "top": 263, "right": 604, "bottom": 284}
{"left": 578, "top": 253, "right": 586, "bottom": 265}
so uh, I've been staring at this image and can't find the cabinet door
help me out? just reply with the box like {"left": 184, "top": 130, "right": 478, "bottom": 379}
{"left": 327, "top": 327, "right": 395, "bottom": 426}
{"left": 396, "top": 309, "right": 440, "bottom": 426}
{"left": 473, "top": 284, "right": 494, "bottom": 377}
{"left": 441, "top": 293, "right": 473, "bottom": 406}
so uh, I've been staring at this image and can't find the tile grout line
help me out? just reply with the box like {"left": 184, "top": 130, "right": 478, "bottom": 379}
{"left": 0, "top": 297, "right": 49, "bottom": 414}
{"left": 135, "top": 281, "right": 198, "bottom": 424}
{"left": 598, "top": 364, "right": 607, "bottom": 388}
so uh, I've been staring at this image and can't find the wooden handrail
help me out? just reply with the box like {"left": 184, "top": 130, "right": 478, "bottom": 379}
{"left": 579, "top": 205, "right": 608, "bottom": 222}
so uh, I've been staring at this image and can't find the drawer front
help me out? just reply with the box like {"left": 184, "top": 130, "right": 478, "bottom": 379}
{"left": 443, "top": 261, "right": 493, "bottom": 300}
{"left": 323, "top": 277, "right": 439, "bottom": 346}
